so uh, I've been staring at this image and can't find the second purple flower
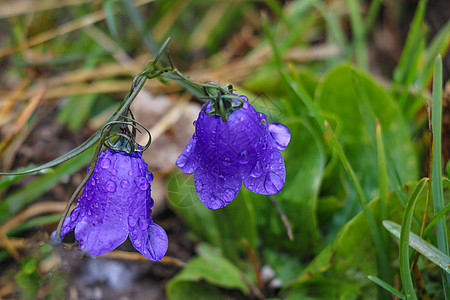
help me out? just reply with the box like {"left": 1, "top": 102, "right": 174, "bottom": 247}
{"left": 176, "top": 95, "right": 291, "bottom": 210}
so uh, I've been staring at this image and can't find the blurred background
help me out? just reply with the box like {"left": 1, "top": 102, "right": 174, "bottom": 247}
{"left": 0, "top": 0, "right": 449, "bottom": 299}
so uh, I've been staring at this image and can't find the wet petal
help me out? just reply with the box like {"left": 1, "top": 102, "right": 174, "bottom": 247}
{"left": 268, "top": 123, "right": 291, "bottom": 151}
{"left": 128, "top": 176, "right": 168, "bottom": 261}
{"left": 60, "top": 207, "right": 81, "bottom": 238}
{"left": 130, "top": 220, "right": 168, "bottom": 261}
{"left": 72, "top": 149, "right": 141, "bottom": 256}
{"left": 194, "top": 163, "right": 242, "bottom": 210}
{"left": 243, "top": 149, "right": 286, "bottom": 195}
{"left": 176, "top": 135, "right": 198, "bottom": 174}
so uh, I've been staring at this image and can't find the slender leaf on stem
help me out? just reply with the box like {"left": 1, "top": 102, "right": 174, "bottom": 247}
{"left": 368, "top": 276, "right": 406, "bottom": 300}
{"left": 0, "top": 148, "right": 94, "bottom": 223}
{"left": 399, "top": 178, "right": 428, "bottom": 300}
{"left": 384, "top": 220, "right": 450, "bottom": 275}
{"left": 430, "top": 55, "right": 450, "bottom": 297}
{"left": 0, "top": 39, "right": 172, "bottom": 176}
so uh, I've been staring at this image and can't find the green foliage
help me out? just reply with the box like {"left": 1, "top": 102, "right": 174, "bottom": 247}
{"left": 167, "top": 244, "right": 249, "bottom": 299}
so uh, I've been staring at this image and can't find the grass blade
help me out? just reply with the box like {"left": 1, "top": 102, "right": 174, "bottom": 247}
{"left": 393, "top": 0, "right": 428, "bottom": 85}
{"left": 346, "top": 0, "right": 368, "bottom": 70}
{"left": 430, "top": 55, "right": 450, "bottom": 297}
{"left": 384, "top": 220, "right": 450, "bottom": 275}
{"left": 368, "top": 275, "right": 406, "bottom": 300}
{"left": 399, "top": 178, "right": 428, "bottom": 300}
{"left": 325, "top": 122, "right": 388, "bottom": 288}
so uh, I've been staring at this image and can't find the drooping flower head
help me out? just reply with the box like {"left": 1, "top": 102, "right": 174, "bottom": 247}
{"left": 176, "top": 93, "right": 290, "bottom": 210}
{"left": 58, "top": 148, "right": 168, "bottom": 261}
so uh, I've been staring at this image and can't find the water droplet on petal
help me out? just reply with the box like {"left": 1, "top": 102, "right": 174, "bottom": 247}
{"left": 134, "top": 239, "right": 141, "bottom": 247}
{"left": 87, "top": 210, "right": 92, "bottom": 216}
{"left": 136, "top": 176, "right": 149, "bottom": 191}
{"left": 111, "top": 169, "right": 117, "bottom": 175}
{"left": 70, "top": 208, "right": 80, "bottom": 221}
{"left": 128, "top": 170, "right": 133, "bottom": 176}
{"left": 177, "top": 155, "right": 187, "bottom": 168}
{"left": 238, "top": 151, "right": 249, "bottom": 164}
{"left": 196, "top": 180, "right": 204, "bottom": 191}
{"left": 128, "top": 215, "right": 137, "bottom": 227}
{"left": 222, "top": 157, "right": 231, "bottom": 166}
{"left": 209, "top": 197, "right": 223, "bottom": 210}
{"left": 105, "top": 180, "right": 117, "bottom": 192}
{"left": 147, "top": 172, "right": 154, "bottom": 183}
{"left": 100, "top": 158, "right": 111, "bottom": 169}
{"left": 250, "top": 161, "right": 263, "bottom": 178}
{"left": 121, "top": 179, "right": 130, "bottom": 189}
{"left": 138, "top": 217, "right": 147, "bottom": 230}
{"left": 127, "top": 197, "right": 133, "bottom": 204}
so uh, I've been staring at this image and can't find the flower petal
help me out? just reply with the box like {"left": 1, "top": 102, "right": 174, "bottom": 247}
{"left": 176, "top": 135, "right": 198, "bottom": 174}
{"left": 75, "top": 196, "right": 128, "bottom": 256}
{"left": 130, "top": 220, "right": 168, "bottom": 261}
{"left": 72, "top": 149, "right": 139, "bottom": 256}
{"left": 243, "top": 149, "right": 286, "bottom": 195}
{"left": 194, "top": 163, "right": 242, "bottom": 210}
{"left": 128, "top": 175, "right": 168, "bottom": 261}
{"left": 268, "top": 123, "right": 291, "bottom": 151}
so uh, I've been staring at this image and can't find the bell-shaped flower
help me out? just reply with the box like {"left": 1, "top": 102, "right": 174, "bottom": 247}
{"left": 176, "top": 95, "right": 290, "bottom": 210}
{"left": 58, "top": 148, "right": 168, "bottom": 261}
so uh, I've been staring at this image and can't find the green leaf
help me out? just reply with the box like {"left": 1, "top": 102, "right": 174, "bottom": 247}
{"left": 398, "top": 178, "right": 428, "bottom": 300}
{"left": 383, "top": 221, "right": 450, "bottom": 275}
{"left": 430, "top": 55, "right": 450, "bottom": 296}
{"left": 316, "top": 64, "right": 417, "bottom": 211}
{"left": 393, "top": 0, "right": 428, "bottom": 85}
{"left": 367, "top": 276, "right": 405, "bottom": 300}
{"left": 167, "top": 172, "right": 257, "bottom": 264}
{"left": 287, "top": 181, "right": 433, "bottom": 298}
{"left": 166, "top": 244, "right": 249, "bottom": 299}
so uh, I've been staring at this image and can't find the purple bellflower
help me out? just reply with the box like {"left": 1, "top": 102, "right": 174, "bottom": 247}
{"left": 58, "top": 148, "right": 168, "bottom": 261}
{"left": 176, "top": 95, "right": 291, "bottom": 210}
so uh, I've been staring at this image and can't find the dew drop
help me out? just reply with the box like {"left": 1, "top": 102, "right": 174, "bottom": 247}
{"left": 250, "top": 161, "right": 263, "bottom": 178}
{"left": 111, "top": 169, "right": 117, "bottom": 175}
{"left": 121, "top": 179, "right": 130, "bottom": 189}
{"left": 105, "top": 180, "right": 117, "bottom": 192}
{"left": 138, "top": 217, "right": 147, "bottom": 230}
{"left": 196, "top": 180, "right": 204, "bottom": 191}
{"left": 136, "top": 177, "right": 149, "bottom": 191}
{"left": 127, "top": 197, "right": 133, "bottom": 204}
{"left": 222, "top": 157, "right": 231, "bottom": 166}
{"left": 134, "top": 239, "right": 141, "bottom": 247}
{"left": 87, "top": 210, "right": 92, "bottom": 216}
{"left": 128, "top": 170, "right": 133, "bottom": 176}
{"left": 100, "top": 158, "right": 111, "bottom": 169}
{"left": 209, "top": 197, "right": 223, "bottom": 210}
{"left": 238, "top": 151, "right": 249, "bottom": 164}
{"left": 128, "top": 215, "right": 137, "bottom": 227}
{"left": 147, "top": 172, "right": 154, "bottom": 183}
{"left": 70, "top": 208, "right": 80, "bottom": 221}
